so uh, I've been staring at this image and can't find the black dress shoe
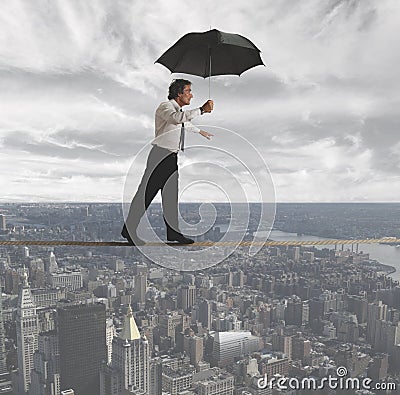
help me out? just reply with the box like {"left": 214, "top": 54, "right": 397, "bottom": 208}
{"left": 121, "top": 229, "right": 145, "bottom": 246}
{"left": 167, "top": 234, "right": 195, "bottom": 244}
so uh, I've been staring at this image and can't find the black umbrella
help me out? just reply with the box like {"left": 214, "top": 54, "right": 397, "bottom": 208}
{"left": 156, "top": 29, "right": 265, "bottom": 96}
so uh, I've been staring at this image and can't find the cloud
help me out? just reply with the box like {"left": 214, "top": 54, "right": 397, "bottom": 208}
{"left": 0, "top": 0, "right": 399, "bottom": 202}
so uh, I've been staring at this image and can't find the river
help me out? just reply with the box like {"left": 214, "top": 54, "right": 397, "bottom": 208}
{"left": 268, "top": 230, "right": 400, "bottom": 281}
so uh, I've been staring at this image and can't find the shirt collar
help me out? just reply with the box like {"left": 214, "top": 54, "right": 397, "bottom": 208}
{"left": 170, "top": 99, "right": 181, "bottom": 111}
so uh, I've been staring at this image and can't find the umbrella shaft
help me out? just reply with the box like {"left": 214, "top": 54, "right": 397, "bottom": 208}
{"left": 208, "top": 51, "right": 212, "bottom": 98}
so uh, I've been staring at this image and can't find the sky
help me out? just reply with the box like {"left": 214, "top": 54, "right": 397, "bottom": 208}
{"left": 0, "top": 0, "right": 399, "bottom": 203}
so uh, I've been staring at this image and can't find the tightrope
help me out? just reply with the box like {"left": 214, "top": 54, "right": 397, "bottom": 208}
{"left": 0, "top": 238, "right": 398, "bottom": 247}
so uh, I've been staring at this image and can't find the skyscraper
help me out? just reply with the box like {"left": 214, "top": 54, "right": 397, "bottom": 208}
{"left": 29, "top": 331, "right": 60, "bottom": 395}
{"left": 198, "top": 300, "right": 212, "bottom": 330}
{"left": 101, "top": 305, "right": 150, "bottom": 394}
{"left": 188, "top": 336, "right": 203, "bottom": 366}
{"left": 114, "top": 305, "right": 150, "bottom": 393}
{"left": 45, "top": 252, "right": 58, "bottom": 274}
{"left": 106, "top": 318, "right": 116, "bottom": 365}
{"left": 347, "top": 295, "right": 368, "bottom": 324}
{"left": 285, "top": 297, "right": 309, "bottom": 326}
{"left": 149, "top": 358, "right": 162, "bottom": 395}
{"left": 0, "top": 215, "right": 6, "bottom": 231}
{"left": 0, "top": 288, "right": 12, "bottom": 394}
{"left": 0, "top": 289, "right": 7, "bottom": 375}
{"left": 374, "top": 320, "right": 400, "bottom": 354}
{"left": 292, "top": 335, "right": 311, "bottom": 363}
{"left": 366, "top": 301, "right": 388, "bottom": 345}
{"left": 58, "top": 303, "right": 106, "bottom": 395}
{"left": 177, "top": 285, "right": 196, "bottom": 311}
{"left": 16, "top": 268, "right": 39, "bottom": 394}
{"left": 272, "top": 333, "right": 292, "bottom": 361}
{"left": 133, "top": 274, "right": 147, "bottom": 305}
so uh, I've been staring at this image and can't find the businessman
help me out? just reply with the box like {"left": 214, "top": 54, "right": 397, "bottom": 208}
{"left": 122, "top": 79, "right": 214, "bottom": 245}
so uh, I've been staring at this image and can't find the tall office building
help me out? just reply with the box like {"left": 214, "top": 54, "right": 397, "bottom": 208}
{"left": 45, "top": 252, "right": 58, "bottom": 274}
{"left": 133, "top": 274, "right": 147, "bottom": 305}
{"left": 199, "top": 300, "right": 212, "bottom": 330}
{"left": 272, "top": 333, "right": 292, "bottom": 360}
{"left": 101, "top": 305, "right": 150, "bottom": 394}
{"left": 177, "top": 285, "right": 196, "bottom": 311}
{"left": 5, "top": 269, "right": 20, "bottom": 294}
{"left": 368, "top": 354, "right": 389, "bottom": 381}
{"left": 292, "top": 335, "right": 311, "bottom": 363}
{"left": 0, "top": 215, "right": 6, "bottom": 231}
{"left": 309, "top": 291, "right": 338, "bottom": 321}
{"left": 58, "top": 303, "right": 106, "bottom": 395}
{"left": 0, "top": 289, "right": 7, "bottom": 375}
{"left": 106, "top": 318, "right": 116, "bottom": 365}
{"left": 0, "top": 288, "right": 12, "bottom": 394}
{"left": 228, "top": 271, "right": 244, "bottom": 287}
{"left": 29, "top": 331, "right": 60, "bottom": 395}
{"left": 149, "top": 358, "right": 162, "bottom": 395}
{"left": 289, "top": 246, "right": 300, "bottom": 261}
{"left": 114, "top": 305, "right": 150, "bottom": 393}
{"left": 366, "top": 301, "right": 388, "bottom": 345}
{"left": 15, "top": 268, "right": 39, "bottom": 394}
{"left": 258, "top": 304, "right": 272, "bottom": 330}
{"left": 285, "top": 297, "right": 309, "bottom": 326}
{"left": 158, "top": 312, "right": 184, "bottom": 348}
{"left": 347, "top": 295, "right": 368, "bottom": 324}
{"left": 374, "top": 320, "right": 400, "bottom": 354}
{"left": 189, "top": 336, "right": 203, "bottom": 366}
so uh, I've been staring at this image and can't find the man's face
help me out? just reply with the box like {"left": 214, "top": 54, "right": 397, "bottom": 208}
{"left": 177, "top": 84, "right": 193, "bottom": 106}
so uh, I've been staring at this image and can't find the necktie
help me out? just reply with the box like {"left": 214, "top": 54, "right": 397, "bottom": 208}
{"left": 179, "top": 109, "right": 185, "bottom": 151}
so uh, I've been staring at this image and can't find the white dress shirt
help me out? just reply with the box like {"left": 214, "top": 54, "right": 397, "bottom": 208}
{"left": 152, "top": 99, "right": 202, "bottom": 152}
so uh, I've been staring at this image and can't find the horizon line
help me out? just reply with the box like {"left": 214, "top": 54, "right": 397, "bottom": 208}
{"left": 1, "top": 201, "right": 400, "bottom": 205}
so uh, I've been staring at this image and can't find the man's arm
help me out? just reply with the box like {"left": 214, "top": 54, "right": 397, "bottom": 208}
{"left": 184, "top": 122, "right": 214, "bottom": 140}
{"left": 158, "top": 100, "right": 214, "bottom": 124}
{"left": 158, "top": 102, "right": 201, "bottom": 124}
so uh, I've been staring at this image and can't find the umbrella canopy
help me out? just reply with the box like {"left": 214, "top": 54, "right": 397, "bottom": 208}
{"left": 155, "top": 29, "right": 265, "bottom": 78}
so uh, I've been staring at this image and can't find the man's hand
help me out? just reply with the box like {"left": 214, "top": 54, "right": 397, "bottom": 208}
{"left": 199, "top": 130, "right": 214, "bottom": 140}
{"left": 201, "top": 100, "right": 214, "bottom": 113}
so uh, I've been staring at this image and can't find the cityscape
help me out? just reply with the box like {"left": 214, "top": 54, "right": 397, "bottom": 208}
{"left": 1, "top": 203, "right": 400, "bottom": 394}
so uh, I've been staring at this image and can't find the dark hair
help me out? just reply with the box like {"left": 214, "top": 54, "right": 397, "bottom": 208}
{"left": 168, "top": 79, "right": 192, "bottom": 100}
